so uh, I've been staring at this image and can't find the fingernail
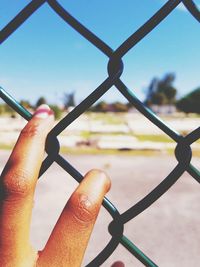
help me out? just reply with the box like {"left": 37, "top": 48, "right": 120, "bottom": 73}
{"left": 34, "top": 104, "right": 54, "bottom": 119}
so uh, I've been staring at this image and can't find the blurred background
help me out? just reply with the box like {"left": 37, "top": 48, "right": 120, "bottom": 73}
{"left": 0, "top": 0, "right": 200, "bottom": 266}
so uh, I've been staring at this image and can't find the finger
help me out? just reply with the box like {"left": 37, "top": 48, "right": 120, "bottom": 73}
{"left": 38, "top": 169, "right": 111, "bottom": 267}
{"left": 0, "top": 105, "right": 54, "bottom": 265}
{"left": 111, "top": 261, "right": 125, "bottom": 267}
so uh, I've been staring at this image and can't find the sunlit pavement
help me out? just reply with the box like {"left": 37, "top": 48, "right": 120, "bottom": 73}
{"left": 0, "top": 151, "right": 199, "bottom": 267}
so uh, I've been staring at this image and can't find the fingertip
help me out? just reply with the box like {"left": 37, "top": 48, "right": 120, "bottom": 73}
{"left": 66, "top": 169, "right": 111, "bottom": 226}
{"left": 21, "top": 104, "right": 55, "bottom": 139}
{"left": 33, "top": 104, "right": 54, "bottom": 119}
{"left": 85, "top": 169, "right": 111, "bottom": 193}
{"left": 111, "top": 261, "right": 125, "bottom": 267}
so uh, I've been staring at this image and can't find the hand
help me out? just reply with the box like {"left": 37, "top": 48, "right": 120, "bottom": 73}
{"left": 0, "top": 105, "right": 111, "bottom": 267}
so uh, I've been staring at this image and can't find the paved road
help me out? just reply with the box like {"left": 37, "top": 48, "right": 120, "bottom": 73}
{"left": 0, "top": 151, "right": 199, "bottom": 266}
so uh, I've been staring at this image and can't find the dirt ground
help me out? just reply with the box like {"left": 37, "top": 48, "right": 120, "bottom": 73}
{"left": 0, "top": 151, "right": 199, "bottom": 267}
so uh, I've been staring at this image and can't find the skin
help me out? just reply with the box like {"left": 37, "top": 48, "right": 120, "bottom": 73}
{"left": 0, "top": 105, "right": 124, "bottom": 267}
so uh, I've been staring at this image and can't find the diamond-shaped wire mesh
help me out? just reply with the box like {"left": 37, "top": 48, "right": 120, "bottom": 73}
{"left": 0, "top": 1, "right": 200, "bottom": 266}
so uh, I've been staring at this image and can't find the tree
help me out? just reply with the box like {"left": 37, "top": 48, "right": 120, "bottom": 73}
{"left": 20, "top": 100, "right": 32, "bottom": 109}
{"left": 0, "top": 105, "right": 5, "bottom": 114}
{"left": 145, "top": 73, "right": 177, "bottom": 106}
{"left": 0, "top": 104, "right": 16, "bottom": 117}
{"left": 176, "top": 88, "right": 200, "bottom": 114}
{"left": 49, "top": 105, "right": 62, "bottom": 120}
{"left": 92, "top": 101, "right": 109, "bottom": 112}
{"left": 144, "top": 78, "right": 158, "bottom": 106}
{"left": 151, "top": 92, "right": 166, "bottom": 106}
{"left": 63, "top": 92, "right": 75, "bottom": 109}
{"left": 35, "top": 97, "right": 47, "bottom": 108}
{"left": 157, "top": 73, "right": 177, "bottom": 104}
{"left": 111, "top": 102, "right": 129, "bottom": 112}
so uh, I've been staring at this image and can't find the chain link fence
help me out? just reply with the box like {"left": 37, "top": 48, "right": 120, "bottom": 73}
{"left": 0, "top": 1, "right": 200, "bottom": 266}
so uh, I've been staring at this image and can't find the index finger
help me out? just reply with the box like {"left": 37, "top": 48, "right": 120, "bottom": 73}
{"left": 0, "top": 105, "right": 54, "bottom": 265}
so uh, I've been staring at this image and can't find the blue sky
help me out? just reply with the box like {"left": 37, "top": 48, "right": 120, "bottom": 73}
{"left": 0, "top": 0, "right": 200, "bottom": 106}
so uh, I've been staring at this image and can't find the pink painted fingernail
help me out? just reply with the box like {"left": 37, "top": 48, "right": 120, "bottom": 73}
{"left": 34, "top": 104, "right": 53, "bottom": 119}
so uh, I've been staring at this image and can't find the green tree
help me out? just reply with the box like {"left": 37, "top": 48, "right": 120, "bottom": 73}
{"left": 144, "top": 77, "right": 158, "bottom": 106}
{"left": 176, "top": 88, "right": 200, "bottom": 114}
{"left": 157, "top": 73, "right": 177, "bottom": 104}
{"left": 145, "top": 73, "right": 177, "bottom": 106}
{"left": 0, "top": 104, "right": 16, "bottom": 117}
{"left": 92, "top": 101, "right": 109, "bottom": 112}
{"left": 63, "top": 92, "right": 75, "bottom": 109}
{"left": 20, "top": 100, "right": 32, "bottom": 109}
{"left": 151, "top": 92, "right": 167, "bottom": 106}
{"left": 0, "top": 104, "right": 5, "bottom": 114}
{"left": 111, "top": 102, "right": 129, "bottom": 112}
{"left": 49, "top": 105, "right": 62, "bottom": 120}
{"left": 35, "top": 97, "right": 47, "bottom": 108}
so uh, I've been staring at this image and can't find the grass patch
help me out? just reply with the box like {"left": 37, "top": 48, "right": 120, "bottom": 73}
{"left": 135, "top": 134, "right": 174, "bottom": 143}
{"left": 80, "top": 131, "right": 132, "bottom": 138}
{"left": 0, "top": 143, "right": 14, "bottom": 150}
{"left": 80, "top": 131, "right": 91, "bottom": 139}
{"left": 88, "top": 112, "right": 125, "bottom": 124}
{"left": 60, "top": 146, "right": 173, "bottom": 156}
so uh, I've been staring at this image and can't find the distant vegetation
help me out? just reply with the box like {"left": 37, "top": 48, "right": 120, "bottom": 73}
{"left": 176, "top": 88, "right": 200, "bottom": 114}
{"left": 91, "top": 101, "right": 129, "bottom": 113}
{"left": 144, "top": 72, "right": 200, "bottom": 114}
{"left": 0, "top": 74, "right": 200, "bottom": 117}
{"left": 35, "top": 96, "right": 47, "bottom": 107}
{"left": 144, "top": 73, "right": 177, "bottom": 107}
{"left": 0, "top": 104, "right": 16, "bottom": 117}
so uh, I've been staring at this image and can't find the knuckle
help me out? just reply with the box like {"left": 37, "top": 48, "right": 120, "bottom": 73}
{"left": 1, "top": 168, "right": 33, "bottom": 198}
{"left": 68, "top": 193, "right": 99, "bottom": 225}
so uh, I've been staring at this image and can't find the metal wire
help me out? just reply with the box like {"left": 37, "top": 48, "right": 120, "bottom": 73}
{"left": 0, "top": 1, "right": 199, "bottom": 266}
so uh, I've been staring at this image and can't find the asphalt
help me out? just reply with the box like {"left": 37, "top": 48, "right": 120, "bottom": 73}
{"left": 0, "top": 151, "right": 199, "bottom": 267}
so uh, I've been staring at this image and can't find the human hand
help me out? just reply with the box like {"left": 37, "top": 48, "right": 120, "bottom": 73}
{"left": 0, "top": 105, "right": 111, "bottom": 267}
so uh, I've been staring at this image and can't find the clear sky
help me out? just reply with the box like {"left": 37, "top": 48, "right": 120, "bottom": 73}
{"left": 0, "top": 0, "right": 200, "bottom": 106}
